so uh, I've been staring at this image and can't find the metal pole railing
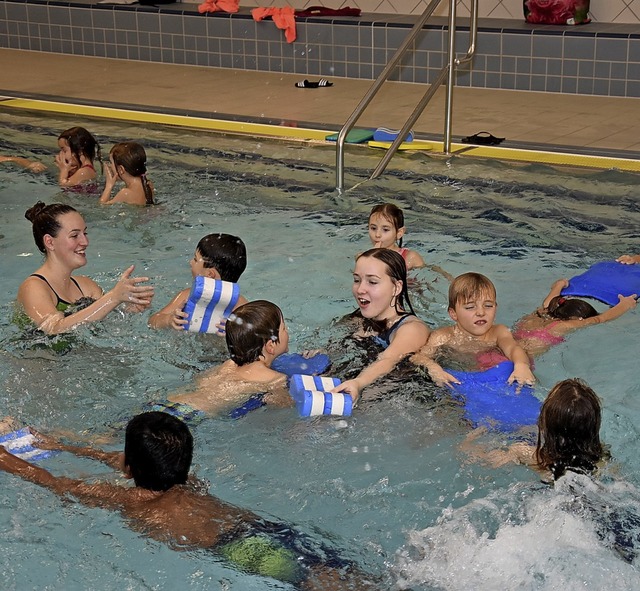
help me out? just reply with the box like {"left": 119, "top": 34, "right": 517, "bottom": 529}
{"left": 335, "top": 0, "right": 445, "bottom": 193}
{"left": 335, "top": 0, "right": 478, "bottom": 191}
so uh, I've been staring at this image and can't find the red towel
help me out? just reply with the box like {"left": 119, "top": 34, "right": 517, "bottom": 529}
{"left": 198, "top": 0, "right": 239, "bottom": 14}
{"left": 252, "top": 6, "right": 297, "bottom": 43}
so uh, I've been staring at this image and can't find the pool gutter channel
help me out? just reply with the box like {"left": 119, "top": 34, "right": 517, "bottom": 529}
{"left": 1, "top": 95, "right": 639, "bottom": 174}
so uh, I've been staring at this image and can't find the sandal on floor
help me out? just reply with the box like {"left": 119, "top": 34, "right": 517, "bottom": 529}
{"left": 460, "top": 131, "right": 505, "bottom": 146}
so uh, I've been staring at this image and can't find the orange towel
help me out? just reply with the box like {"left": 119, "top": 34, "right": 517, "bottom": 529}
{"left": 198, "top": 0, "right": 239, "bottom": 14}
{"left": 252, "top": 7, "right": 297, "bottom": 43}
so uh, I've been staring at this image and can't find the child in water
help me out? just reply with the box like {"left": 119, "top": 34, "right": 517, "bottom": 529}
{"left": 512, "top": 278, "right": 637, "bottom": 356}
{"left": 165, "top": 300, "right": 297, "bottom": 416}
{"left": 149, "top": 233, "right": 248, "bottom": 330}
{"left": 332, "top": 249, "right": 430, "bottom": 402}
{"left": 100, "top": 142, "right": 155, "bottom": 206}
{"left": 412, "top": 272, "right": 535, "bottom": 387}
{"left": 366, "top": 203, "right": 452, "bottom": 279}
{"left": 0, "top": 412, "right": 378, "bottom": 590}
{"left": 462, "top": 378, "right": 608, "bottom": 482}
{"left": 56, "top": 126, "right": 102, "bottom": 189}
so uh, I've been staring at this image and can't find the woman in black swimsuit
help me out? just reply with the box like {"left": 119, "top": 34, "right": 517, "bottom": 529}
{"left": 16, "top": 202, "right": 154, "bottom": 335}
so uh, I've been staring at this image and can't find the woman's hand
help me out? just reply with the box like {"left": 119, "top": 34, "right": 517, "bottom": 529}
{"left": 110, "top": 265, "right": 155, "bottom": 307}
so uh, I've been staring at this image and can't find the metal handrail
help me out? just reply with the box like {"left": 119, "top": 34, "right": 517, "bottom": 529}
{"left": 335, "top": 0, "right": 478, "bottom": 192}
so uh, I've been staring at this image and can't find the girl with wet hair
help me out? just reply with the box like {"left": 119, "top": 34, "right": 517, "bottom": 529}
{"left": 512, "top": 278, "right": 636, "bottom": 356}
{"left": 56, "top": 126, "right": 102, "bottom": 189}
{"left": 100, "top": 142, "right": 155, "bottom": 206}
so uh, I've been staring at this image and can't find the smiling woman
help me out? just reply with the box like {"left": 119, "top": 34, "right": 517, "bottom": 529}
{"left": 332, "top": 248, "right": 430, "bottom": 402}
{"left": 15, "top": 201, "right": 155, "bottom": 335}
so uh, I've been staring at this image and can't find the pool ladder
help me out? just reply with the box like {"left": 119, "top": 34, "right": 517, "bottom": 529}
{"left": 335, "top": 0, "right": 478, "bottom": 193}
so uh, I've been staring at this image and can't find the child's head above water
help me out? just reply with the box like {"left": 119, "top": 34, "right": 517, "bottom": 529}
{"left": 225, "top": 300, "right": 288, "bottom": 366}
{"left": 368, "top": 203, "right": 406, "bottom": 249}
{"left": 124, "top": 411, "right": 193, "bottom": 492}
{"left": 193, "top": 234, "right": 247, "bottom": 283}
{"left": 58, "top": 126, "right": 101, "bottom": 170}
{"left": 536, "top": 378, "right": 604, "bottom": 480}
{"left": 545, "top": 296, "right": 598, "bottom": 320}
{"left": 448, "top": 272, "right": 497, "bottom": 310}
{"left": 109, "top": 142, "right": 154, "bottom": 205}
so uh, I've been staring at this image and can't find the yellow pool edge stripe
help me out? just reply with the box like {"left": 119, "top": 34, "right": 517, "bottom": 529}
{"left": 0, "top": 97, "right": 331, "bottom": 141}
{"left": 2, "top": 97, "right": 639, "bottom": 172}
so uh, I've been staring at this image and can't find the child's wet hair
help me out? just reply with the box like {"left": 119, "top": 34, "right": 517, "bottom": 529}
{"left": 448, "top": 273, "right": 497, "bottom": 309}
{"left": 535, "top": 378, "right": 604, "bottom": 480}
{"left": 546, "top": 296, "right": 598, "bottom": 320}
{"left": 110, "top": 142, "right": 154, "bottom": 205}
{"left": 369, "top": 203, "right": 405, "bottom": 247}
{"left": 124, "top": 411, "right": 193, "bottom": 492}
{"left": 59, "top": 126, "right": 103, "bottom": 174}
{"left": 356, "top": 248, "right": 415, "bottom": 316}
{"left": 25, "top": 201, "right": 79, "bottom": 254}
{"left": 196, "top": 233, "right": 247, "bottom": 283}
{"left": 225, "top": 300, "right": 283, "bottom": 366}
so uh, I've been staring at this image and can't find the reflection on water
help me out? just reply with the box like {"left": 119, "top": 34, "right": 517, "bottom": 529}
{"left": 1, "top": 110, "right": 639, "bottom": 589}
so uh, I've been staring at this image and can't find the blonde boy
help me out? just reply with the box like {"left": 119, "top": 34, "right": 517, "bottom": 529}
{"left": 412, "top": 273, "right": 535, "bottom": 387}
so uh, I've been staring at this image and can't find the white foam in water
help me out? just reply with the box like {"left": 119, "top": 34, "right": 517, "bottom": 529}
{"left": 395, "top": 474, "right": 640, "bottom": 590}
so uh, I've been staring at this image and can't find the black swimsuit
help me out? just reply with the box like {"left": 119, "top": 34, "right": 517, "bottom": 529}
{"left": 374, "top": 313, "right": 415, "bottom": 348}
{"left": 30, "top": 274, "right": 85, "bottom": 310}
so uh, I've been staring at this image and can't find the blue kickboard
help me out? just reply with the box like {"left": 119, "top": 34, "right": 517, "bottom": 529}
{"left": 271, "top": 353, "right": 331, "bottom": 377}
{"left": 561, "top": 260, "right": 640, "bottom": 306}
{"left": 447, "top": 361, "right": 540, "bottom": 432}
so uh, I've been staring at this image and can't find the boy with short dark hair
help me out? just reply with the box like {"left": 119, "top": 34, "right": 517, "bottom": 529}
{"left": 149, "top": 233, "right": 248, "bottom": 330}
{"left": 0, "top": 412, "right": 377, "bottom": 590}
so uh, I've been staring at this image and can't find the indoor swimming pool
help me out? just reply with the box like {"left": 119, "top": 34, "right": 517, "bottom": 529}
{"left": 1, "top": 109, "right": 639, "bottom": 590}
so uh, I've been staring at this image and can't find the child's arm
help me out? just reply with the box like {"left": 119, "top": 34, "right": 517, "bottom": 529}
{"left": 494, "top": 325, "right": 535, "bottom": 386}
{"left": 0, "top": 445, "right": 129, "bottom": 509}
{"left": 460, "top": 428, "right": 535, "bottom": 468}
{"left": 99, "top": 162, "right": 119, "bottom": 203}
{"left": 552, "top": 293, "right": 637, "bottom": 334}
{"left": 32, "top": 429, "right": 123, "bottom": 471}
{"left": 542, "top": 279, "right": 568, "bottom": 308}
{"left": 148, "top": 289, "right": 190, "bottom": 330}
{"left": 0, "top": 155, "right": 47, "bottom": 172}
{"left": 333, "top": 320, "right": 430, "bottom": 401}
{"left": 55, "top": 154, "right": 95, "bottom": 188}
{"left": 410, "top": 328, "right": 461, "bottom": 387}
{"left": 617, "top": 254, "right": 640, "bottom": 265}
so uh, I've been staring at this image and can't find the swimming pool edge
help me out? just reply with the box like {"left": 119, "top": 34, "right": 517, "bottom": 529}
{"left": 1, "top": 96, "right": 639, "bottom": 174}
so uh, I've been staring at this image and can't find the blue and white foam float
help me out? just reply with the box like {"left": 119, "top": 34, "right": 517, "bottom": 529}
{"left": 446, "top": 361, "right": 541, "bottom": 432}
{"left": 0, "top": 427, "right": 57, "bottom": 461}
{"left": 289, "top": 375, "right": 352, "bottom": 417}
{"left": 183, "top": 277, "right": 240, "bottom": 333}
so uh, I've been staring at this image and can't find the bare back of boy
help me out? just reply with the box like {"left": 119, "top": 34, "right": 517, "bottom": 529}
{"left": 167, "top": 360, "right": 290, "bottom": 414}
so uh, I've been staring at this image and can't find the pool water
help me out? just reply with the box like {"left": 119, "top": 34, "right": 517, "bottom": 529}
{"left": 1, "top": 110, "right": 639, "bottom": 590}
